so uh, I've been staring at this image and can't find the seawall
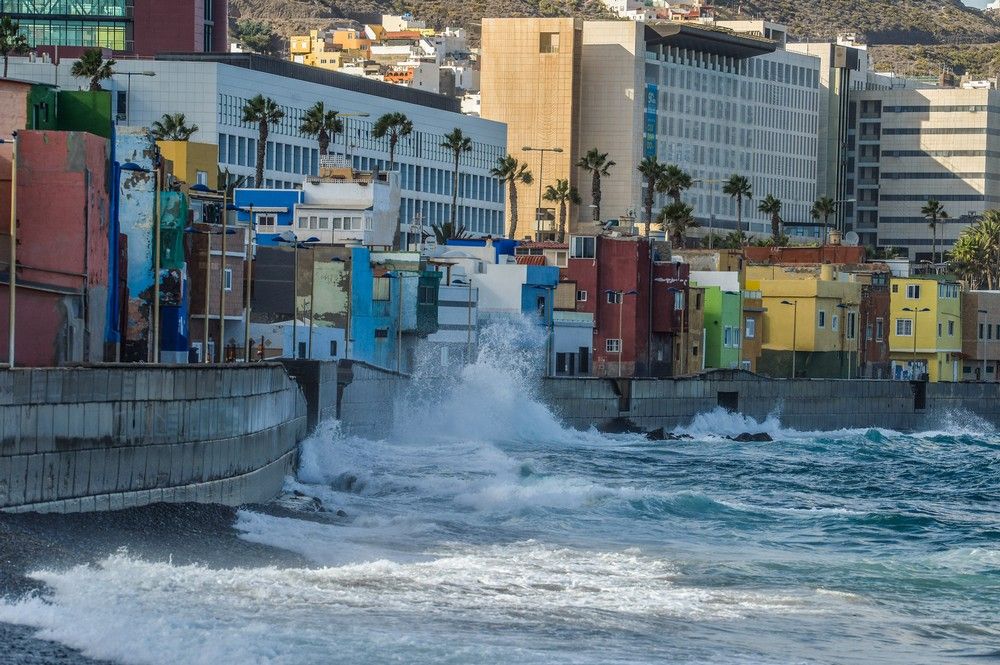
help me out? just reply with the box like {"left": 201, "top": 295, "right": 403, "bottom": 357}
{"left": 0, "top": 364, "right": 307, "bottom": 514}
{"left": 540, "top": 370, "right": 1000, "bottom": 433}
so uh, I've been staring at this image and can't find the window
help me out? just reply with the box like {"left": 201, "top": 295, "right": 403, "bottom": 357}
{"left": 818, "top": 310, "right": 826, "bottom": 328}
{"left": 375, "top": 329, "right": 389, "bottom": 339}
{"left": 297, "top": 341, "right": 307, "bottom": 359}
{"left": 832, "top": 314, "right": 839, "bottom": 332}
{"left": 896, "top": 318, "right": 913, "bottom": 336}
{"left": 297, "top": 216, "right": 308, "bottom": 229}
{"left": 576, "top": 290, "right": 588, "bottom": 302}
{"left": 539, "top": 32, "right": 560, "bottom": 53}
{"left": 948, "top": 320, "right": 955, "bottom": 336}
{"left": 224, "top": 268, "right": 233, "bottom": 292}
{"left": 695, "top": 292, "right": 702, "bottom": 310}
{"left": 570, "top": 236, "right": 596, "bottom": 258}
{"left": 330, "top": 340, "right": 338, "bottom": 356}
{"left": 745, "top": 318, "right": 756, "bottom": 339}
{"left": 607, "top": 291, "right": 622, "bottom": 304}
{"left": 980, "top": 323, "right": 985, "bottom": 340}
{"left": 372, "top": 276, "right": 391, "bottom": 301}
{"left": 847, "top": 312, "right": 857, "bottom": 339}
{"left": 674, "top": 291, "right": 685, "bottom": 311}
{"left": 419, "top": 285, "right": 437, "bottom": 305}
{"left": 876, "top": 318, "right": 884, "bottom": 341}
{"left": 937, "top": 322, "right": 942, "bottom": 337}
{"left": 256, "top": 213, "right": 277, "bottom": 231}
{"left": 578, "top": 347, "right": 590, "bottom": 374}
{"left": 196, "top": 170, "right": 208, "bottom": 186}
{"left": 892, "top": 284, "right": 899, "bottom": 293}
{"left": 989, "top": 325, "right": 994, "bottom": 340}
{"left": 724, "top": 327, "right": 735, "bottom": 348}
{"left": 606, "top": 338, "right": 621, "bottom": 353}
{"left": 906, "top": 284, "right": 921, "bottom": 299}
{"left": 996, "top": 324, "right": 1000, "bottom": 339}
{"left": 554, "top": 251, "right": 568, "bottom": 267}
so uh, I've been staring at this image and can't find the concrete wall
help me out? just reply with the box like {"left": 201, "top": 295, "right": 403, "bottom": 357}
{"left": 541, "top": 370, "right": 1000, "bottom": 433}
{"left": 336, "top": 360, "right": 410, "bottom": 438}
{"left": 0, "top": 364, "right": 306, "bottom": 513}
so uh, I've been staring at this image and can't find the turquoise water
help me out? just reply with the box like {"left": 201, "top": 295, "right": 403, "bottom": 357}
{"left": 2, "top": 399, "right": 998, "bottom": 664}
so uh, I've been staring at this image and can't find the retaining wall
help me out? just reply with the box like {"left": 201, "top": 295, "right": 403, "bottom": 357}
{"left": 335, "top": 361, "right": 410, "bottom": 438}
{"left": 0, "top": 364, "right": 307, "bottom": 513}
{"left": 541, "top": 370, "right": 1000, "bottom": 433}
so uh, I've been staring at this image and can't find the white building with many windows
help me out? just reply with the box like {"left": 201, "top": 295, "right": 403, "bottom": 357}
{"left": 9, "top": 52, "right": 508, "bottom": 238}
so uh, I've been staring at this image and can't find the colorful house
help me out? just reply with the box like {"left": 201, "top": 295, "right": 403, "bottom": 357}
{"left": 702, "top": 286, "right": 742, "bottom": 370}
{"left": 888, "top": 276, "right": 962, "bottom": 382}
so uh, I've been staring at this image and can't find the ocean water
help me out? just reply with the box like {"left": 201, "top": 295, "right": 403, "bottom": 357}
{"left": 1, "top": 344, "right": 999, "bottom": 663}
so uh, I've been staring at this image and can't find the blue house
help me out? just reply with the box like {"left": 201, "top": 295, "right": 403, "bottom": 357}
{"left": 232, "top": 188, "right": 303, "bottom": 247}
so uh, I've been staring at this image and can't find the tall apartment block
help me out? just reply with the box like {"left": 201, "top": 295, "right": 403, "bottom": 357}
{"left": 847, "top": 87, "right": 1000, "bottom": 259}
{"left": 1, "top": 0, "right": 228, "bottom": 55}
{"left": 481, "top": 18, "right": 821, "bottom": 240}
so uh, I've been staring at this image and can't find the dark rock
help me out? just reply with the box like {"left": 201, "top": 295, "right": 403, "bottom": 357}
{"left": 645, "top": 428, "right": 692, "bottom": 441}
{"left": 728, "top": 432, "right": 773, "bottom": 442}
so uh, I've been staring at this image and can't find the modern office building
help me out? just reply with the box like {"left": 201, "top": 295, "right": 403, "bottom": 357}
{"left": 481, "top": 18, "right": 821, "bottom": 239}
{"left": 1, "top": 0, "right": 228, "bottom": 55}
{"left": 8, "top": 53, "right": 508, "bottom": 238}
{"left": 847, "top": 87, "right": 1000, "bottom": 258}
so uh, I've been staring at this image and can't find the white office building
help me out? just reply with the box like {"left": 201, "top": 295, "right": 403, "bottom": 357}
{"left": 9, "top": 52, "right": 508, "bottom": 237}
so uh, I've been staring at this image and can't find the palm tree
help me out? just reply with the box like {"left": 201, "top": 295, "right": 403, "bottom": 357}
{"left": 372, "top": 112, "right": 413, "bottom": 169}
{"left": 657, "top": 164, "right": 693, "bottom": 204}
{"left": 658, "top": 201, "right": 698, "bottom": 249}
{"left": 543, "top": 179, "right": 581, "bottom": 243}
{"left": 441, "top": 128, "right": 473, "bottom": 228}
{"left": 810, "top": 196, "right": 837, "bottom": 229}
{"left": 757, "top": 194, "right": 783, "bottom": 242}
{"left": 491, "top": 155, "right": 533, "bottom": 240}
{"left": 424, "top": 221, "right": 473, "bottom": 244}
{"left": 950, "top": 211, "right": 1000, "bottom": 290}
{"left": 150, "top": 113, "right": 199, "bottom": 141}
{"left": 242, "top": 95, "right": 284, "bottom": 188}
{"left": 576, "top": 148, "right": 615, "bottom": 223}
{"left": 71, "top": 48, "right": 115, "bottom": 91}
{"left": 921, "top": 198, "right": 949, "bottom": 264}
{"left": 637, "top": 156, "right": 666, "bottom": 238}
{"left": 299, "top": 101, "right": 342, "bottom": 157}
{"left": 722, "top": 174, "right": 753, "bottom": 241}
{"left": 0, "top": 17, "right": 29, "bottom": 80}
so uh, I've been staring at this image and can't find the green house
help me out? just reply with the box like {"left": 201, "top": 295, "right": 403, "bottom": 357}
{"left": 702, "top": 286, "right": 742, "bottom": 369}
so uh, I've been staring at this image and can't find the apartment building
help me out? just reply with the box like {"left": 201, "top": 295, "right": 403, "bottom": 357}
{"left": 888, "top": 276, "right": 963, "bottom": 382}
{"left": 9, "top": 53, "right": 508, "bottom": 238}
{"left": 481, "top": 19, "right": 821, "bottom": 240}
{"left": 849, "top": 87, "right": 1000, "bottom": 257}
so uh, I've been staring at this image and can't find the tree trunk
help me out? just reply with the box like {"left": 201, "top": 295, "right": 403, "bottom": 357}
{"left": 3, "top": 56, "right": 8, "bottom": 79}
{"left": 90, "top": 76, "right": 101, "bottom": 92}
{"left": 508, "top": 180, "right": 518, "bottom": 240}
{"left": 592, "top": 171, "right": 600, "bottom": 222}
{"left": 736, "top": 197, "right": 743, "bottom": 242}
{"left": 318, "top": 129, "right": 329, "bottom": 156}
{"left": 644, "top": 177, "right": 654, "bottom": 238}
{"left": 256, "top": 121, "right": 268, "bottom": 188}
{"left": 389, "top": 134, "right": 398, "bottom": 169}
{"left": 450, "top": 153, "right": 459, "bottom": 227}
{"left": 558, "top": 200, "right": 566, "bottom": 243}
{"left": 771, "top": 213, "right": 780, "bottom": 242}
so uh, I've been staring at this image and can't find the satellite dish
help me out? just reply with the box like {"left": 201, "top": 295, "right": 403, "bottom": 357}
{"left": 844, "top": 231, "right": 860, "bottom": 246}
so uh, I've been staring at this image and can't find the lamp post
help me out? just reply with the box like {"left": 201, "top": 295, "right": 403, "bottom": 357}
{"left": 185, "top": 225, "right": 237, "bottom": 363}
{"left": 116, "top": 70, "right": 156, "bottom": 124}
{"left": 606, "top": 289, "right": 639, "bottom": 378}
{"left": 780, "top": 299, "right": 798, "bottom": 378}
{"left": 339, "top": 112, "right": 371, "bottom": 162}
{"left": 522, "top": 146, "right": 563, "bottom": 238}
{"left": 902, "top": 306, "right": 930, "bottom": 379}
{"left": 978, "top": 308, "right": 988, "bottom": 380}
{"left": 275, "top": 233, "right": 320, "bottom": 359}
{"left": 121, "top": 160, "right": 161, "bottom": 362}
{"left": 1, "top": 134, "right": 17, "bottom": 368}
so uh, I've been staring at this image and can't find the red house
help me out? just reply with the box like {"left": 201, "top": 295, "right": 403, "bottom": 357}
{"left": 562, "top": 234, "right": 689, "bottom": 377}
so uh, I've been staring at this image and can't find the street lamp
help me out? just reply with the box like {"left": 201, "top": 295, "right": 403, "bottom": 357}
{"left": 522, "top": 146, "right": 563, "bottom": 237}
{"left": 121, "top": 160, "right": 162, "bottom": 363}
{"left": 1, "top": 134, "right": 17, "bottom": 368}
{"left": 902, "top": 306, "right": 930, "bottom": 379}
{"left": 836, "top": 302, "right": 857, "bottom": 379}
{"left": 185, "top": 225, "right": 237, "bottom": 363}
{"left": 339, "top": 112, "right": 370, "bottom": 162}
{"left": 606, "top": 289, "right": 638, "bottom": 378}
{"left": 978, "top": 308, "right": 988, "bottom": 380}
{"left": 115, "top": 70, "right": 156, "bottom": 124}
{"left": 780, "top": 300, "right": 798, "bottom": 378}
{"left": 274, "top": 233, "right": 320, "bottom": 359}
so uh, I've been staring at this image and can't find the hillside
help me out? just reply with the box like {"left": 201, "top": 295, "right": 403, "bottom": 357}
{"left": 230, "top": 0, "right": 616, "bottom": 42}
{"left": 870, "top": 43, "right": 1000, "bottom": 78}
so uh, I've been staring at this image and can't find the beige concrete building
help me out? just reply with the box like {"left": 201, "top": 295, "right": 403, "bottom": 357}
{"left": 481, "top": 18, "right": 583, "bottom": 240}
{"left": 961, "top": 290, "right": 1000, "bottom": 381}
{"left": 850, "top": 87, "right": 1000, "bottom": 258}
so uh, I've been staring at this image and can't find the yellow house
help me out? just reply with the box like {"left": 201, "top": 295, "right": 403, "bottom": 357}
{"left": 888, "top": 276, "right": 962, "bottom": 382}
{"left": 156, "top": 140, "right": 218, "bottom": 190}
{"left": 289, "top": 29, "right": 370, "bottom": 71}
{"left": 750, "top": 265, "right": 862, "bottom": 378}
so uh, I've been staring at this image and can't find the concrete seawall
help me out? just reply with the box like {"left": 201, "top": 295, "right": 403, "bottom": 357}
{"left": 540, "top": 370, "right": 1000, "bottom": 433}
{"left": 0, "top": 364, "right": 307, "bottom": 513}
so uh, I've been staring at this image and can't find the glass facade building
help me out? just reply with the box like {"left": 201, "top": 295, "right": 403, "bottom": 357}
{"left": 1, "top": 0, "right": 132, "bottom": 50}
